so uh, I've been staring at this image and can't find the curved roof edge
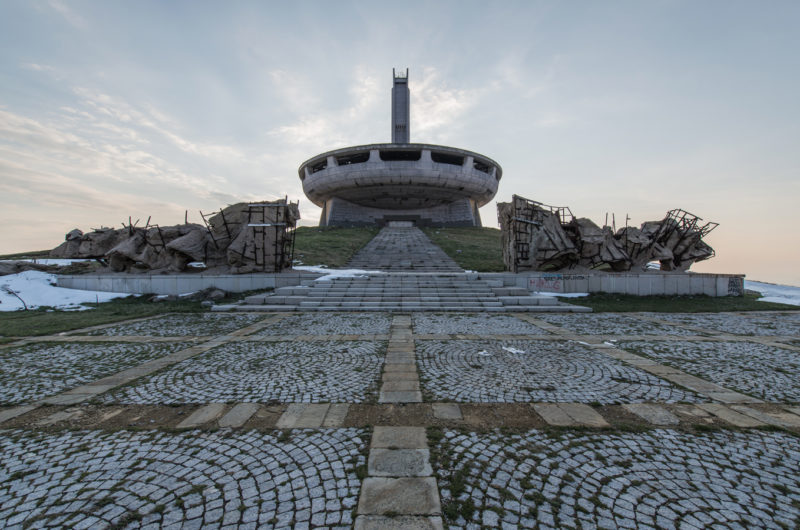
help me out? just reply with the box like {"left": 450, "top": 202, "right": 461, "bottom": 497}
{"left": 298, "top": 143, "right": 503, "bottom": 179}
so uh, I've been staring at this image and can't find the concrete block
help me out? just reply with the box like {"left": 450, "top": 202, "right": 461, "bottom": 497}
{"left": 622, "top": 403, "right": 680, "bottom": 425}
{"left": 322, "top": 404, "right": 350, "bottom": 427}
{"left": 379, "top": 391, "right": 423, "bottom": 403}
{"left": 698, "top": 403, "right": 764, "bottom": 427}
{"left": 177, "top": 403, "right": 227, "bottom": 429}
{"left": 372, "top": 427, "right": 428, "bottom": 449}
{"left": 368, "top": 449, "right": 432, "bottom": 477}
{"left": 354, "top": 516, "right": 443, "bottom": 530}
{"left": 218, "top": 403, "right": 259, "bottom": 428}
{"left": 358, "top": 477, "right": 441, "bottom": 515}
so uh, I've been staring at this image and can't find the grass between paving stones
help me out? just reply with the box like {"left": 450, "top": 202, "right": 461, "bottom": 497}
{"left": 0, "top": 296, "right": 205, "bottom": 337}
{"left": 292, "top": 226, "right": 379, "bottom": 268}
{"left": 421, "top": 227, "right": 505, "bottom": 272}
{"left": 563, "top": 292, "right": 800, "bottom": 313}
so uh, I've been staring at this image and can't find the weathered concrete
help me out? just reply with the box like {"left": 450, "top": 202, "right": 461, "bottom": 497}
{"left": 357, "top": 477, "right": 441, "bottom": 515}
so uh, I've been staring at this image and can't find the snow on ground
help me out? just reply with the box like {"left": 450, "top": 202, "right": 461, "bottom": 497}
{"left": 0, "top": 259, "right": 91, "bottom": 266}
{"left": 746, "top": 280, "right": 800, "bottom": 307}
{"left": 293, "top": 265, "right": 385, "bottom": 281}
{"left": 0, "top": 271, "right": 131, "bottom": 312}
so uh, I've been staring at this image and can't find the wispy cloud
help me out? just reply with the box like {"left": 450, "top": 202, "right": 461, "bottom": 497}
{"left": 45, "top": 0, "right": 87, "bottom": 29}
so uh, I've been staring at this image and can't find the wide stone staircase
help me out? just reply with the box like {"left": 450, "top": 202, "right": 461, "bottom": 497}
{"left": 213, "top": 225, "right": 590, "bottom": 312}
{"left": 215, "top": 273, "right": 588, "bottom": 312}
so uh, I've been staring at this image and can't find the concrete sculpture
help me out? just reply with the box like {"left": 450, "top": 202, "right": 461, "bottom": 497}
{"left": 498, "top": 195, "right": 717, "bottom": 273}
{"left": 299, "top": 69, "right": 502, "bottom": 227}
{"left": 51, "top": 200, "right": 299, "bottom": 274}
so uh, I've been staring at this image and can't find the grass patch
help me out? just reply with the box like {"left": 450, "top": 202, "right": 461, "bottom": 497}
{"left": 0, "top": 296, "right": 204, "bottom": 337}
{"left": 561, "top": 292, "right": 800, "bottom": 313}
{"left": 292, "top": 226, "right": 378, "bottom": 268}
{"left": 422, "top": 227, "right": 504, "bottom": 272}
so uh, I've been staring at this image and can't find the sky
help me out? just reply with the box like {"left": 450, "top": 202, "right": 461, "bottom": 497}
{"left": 1, "top": 0, "right": 798, "bottom": 285}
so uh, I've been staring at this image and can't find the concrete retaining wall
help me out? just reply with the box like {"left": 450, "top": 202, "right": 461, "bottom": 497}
{"left": 58, "top": 271, "right": 746, "bottom": 297}
{"left": 57, "top": 272, "right": 322, "bottom": 295}
{"left": 482, "top": 272, "right": 745, "bottom": 297}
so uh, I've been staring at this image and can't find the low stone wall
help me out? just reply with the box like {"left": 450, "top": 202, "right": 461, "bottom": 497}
{"left": 482, "top": 271, "right": 745, "bottom": 297}
{"left": 57, "top": 272, "right": 322, "bottom": 295}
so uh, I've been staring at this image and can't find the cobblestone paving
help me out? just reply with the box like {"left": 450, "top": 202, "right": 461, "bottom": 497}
{"left": 416, "top": 340, "right": 701, "bottom": 404}
{"left": 102, "top": 341, "right": 385, "bottom": 404}
{"left": 253, "top": 313, "right": 392, "bottom": 336}
{"left": 652, "top": 312, "right": 800, "bottom": 336}
{"left": 619, "top": 340, "right": 800, "bottom": 402}
{"left": 0, "top": 428, "right": 366, "bottom": 528}
{"left": 413, "top": 313, "right": 547, "bottom": 335}
{"left": 0, "top": 342, "right": 190, "bottom": 405}
{"left": 83, "top": 313, "right": 267, "bottom": 337}
{"left": 433, "top": 429, "right": 800, "bottom": 529}
{"left": 535, "top": 313, "right": 696, "bottom": 336}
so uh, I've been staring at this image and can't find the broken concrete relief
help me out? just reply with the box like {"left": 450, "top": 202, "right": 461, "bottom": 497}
{"left": 498, "top": 195, "right": 717, "bottom": 273}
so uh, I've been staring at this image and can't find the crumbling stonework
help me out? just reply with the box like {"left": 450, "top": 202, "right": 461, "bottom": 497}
{"left": 50, "top": 200, "right": 299, "bottom": 274}
{"left": 498, "top": 195, "right": 717, "bottom": 273}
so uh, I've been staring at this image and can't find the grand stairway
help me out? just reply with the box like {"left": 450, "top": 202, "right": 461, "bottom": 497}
{"left": 214, "top": 273, "right": 588, "bottom": 312}
{"left": 212, "top": 226, "right": 590, "bottom": 312}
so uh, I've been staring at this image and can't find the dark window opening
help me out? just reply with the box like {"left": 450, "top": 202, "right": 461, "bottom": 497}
{"left": 380, "top": 150, "right": 421, "bottom": 161}
{"left": 431, "top": 152, "right": 464, "bottom": 166}
{"left": 473, "top": 160, "right": 490, "bottom": 174}
{"left": 336, "top": 152, "right": 369, "bottom": 165}
{"left": 310, "top": 160, "right": 327, "bottom": 173}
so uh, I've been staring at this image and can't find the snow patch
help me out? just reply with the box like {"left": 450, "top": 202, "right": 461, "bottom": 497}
{"left": 0, "top": 258, "right": 91, "bottom": 266}
{"left": 746, "top": 280, "right": 800, "bottom": 307}
{"left": 0, "top": 271, "right": 131, "bottom": 312}
{"left": 293, "top": 265, "right": 386, "bottom": 282}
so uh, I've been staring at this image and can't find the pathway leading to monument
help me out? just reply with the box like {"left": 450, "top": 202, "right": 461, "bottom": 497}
{"left": 346, "top": 226, "right": 462, "bottom": 272}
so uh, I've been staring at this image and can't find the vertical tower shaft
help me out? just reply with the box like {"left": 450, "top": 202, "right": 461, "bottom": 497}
{"left": 391, "top": 68, "right": 410, "bottom": 143}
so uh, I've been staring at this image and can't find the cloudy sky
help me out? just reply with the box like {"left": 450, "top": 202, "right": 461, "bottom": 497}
{"left": 1, "top": 1, "right": 798, "bottom": 284}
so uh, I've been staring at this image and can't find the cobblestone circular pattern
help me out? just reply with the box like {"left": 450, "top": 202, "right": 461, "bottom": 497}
{"left": 0, "top": 342, "right": 190, "bottom": 405}
{"left": 84, "top": 313, "right": 267, "bottom": 337}
{"left": 413, "top": 314, "right": 547, "bottom": 335}
{"left": 102, "top": 341, "right": 385, "bottom": 404}
{"left": 416, "top": 340, "right": 701, "bottom": 404}
{"left": 433, "top": 428, "right": 800, "bottom": 529}
{"left": 535, "top": 313, "right": 697, "bottom": 336}
{"left": 651, "top": 312, "right": 800, "bottom": 336}
{"left": 619, "top": 340, "right": 800, "bottom": 402}
{"left": 0, "top": 428, "right": 366, "bottom": 528}
{"left": 254, "top": 313, "right": 392, "bottom": 336}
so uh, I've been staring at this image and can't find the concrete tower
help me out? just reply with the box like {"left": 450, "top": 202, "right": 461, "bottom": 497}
{"left": 391, "top": 68, "right": 410, "bottom": 143}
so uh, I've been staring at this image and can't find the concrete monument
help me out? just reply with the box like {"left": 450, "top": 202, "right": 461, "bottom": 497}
{"left": 299, "top": 69, "right": 502, "bottom": 227}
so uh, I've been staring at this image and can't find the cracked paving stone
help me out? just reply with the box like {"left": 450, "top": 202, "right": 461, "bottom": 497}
{"left": 0, "top": 428, "right": 367, "bottom": 528}
{"left": 416, "top": 340, "right": 702, "bottom": 404}
{"left": 432, "top": 428, "right": 800, "bottom": 529}
{"left": 101, "top": 341, "right": 385, "bottom": 404}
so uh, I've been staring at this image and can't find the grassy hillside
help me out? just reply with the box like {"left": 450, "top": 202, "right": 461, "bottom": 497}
{"left": 292, "top": 226, "right": 379, "bottom": 268}
{"left": 562, "top": 292, "right": 799, "bottom": 312}
{"left": 422, "top": 227, "right": 505, "bottom": 272}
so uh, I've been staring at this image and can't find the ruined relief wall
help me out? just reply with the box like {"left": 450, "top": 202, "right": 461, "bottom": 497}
{"left": 51, "top": 201, "right": 300, "bottom": 274}
{"left": 498, "top": 195, "right": 717, "bottom": 274}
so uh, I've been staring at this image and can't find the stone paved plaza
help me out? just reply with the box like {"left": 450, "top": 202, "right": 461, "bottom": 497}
{"left": 102, "top": 341, "right": 385, "bottom": 404}
{"left": 1, "top": 309, "right": 799, "bottom": 528}
{"left": 416, "top": 339, "right": 702, "bottom": 404}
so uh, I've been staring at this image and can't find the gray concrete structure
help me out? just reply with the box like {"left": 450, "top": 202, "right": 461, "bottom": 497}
{"left": 299, "top": 70, "right": 502, "bottom": 227}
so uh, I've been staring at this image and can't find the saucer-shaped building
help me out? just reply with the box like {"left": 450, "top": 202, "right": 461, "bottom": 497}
{"left": 299, "top": 69, "right": 502, "bottom": 227}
